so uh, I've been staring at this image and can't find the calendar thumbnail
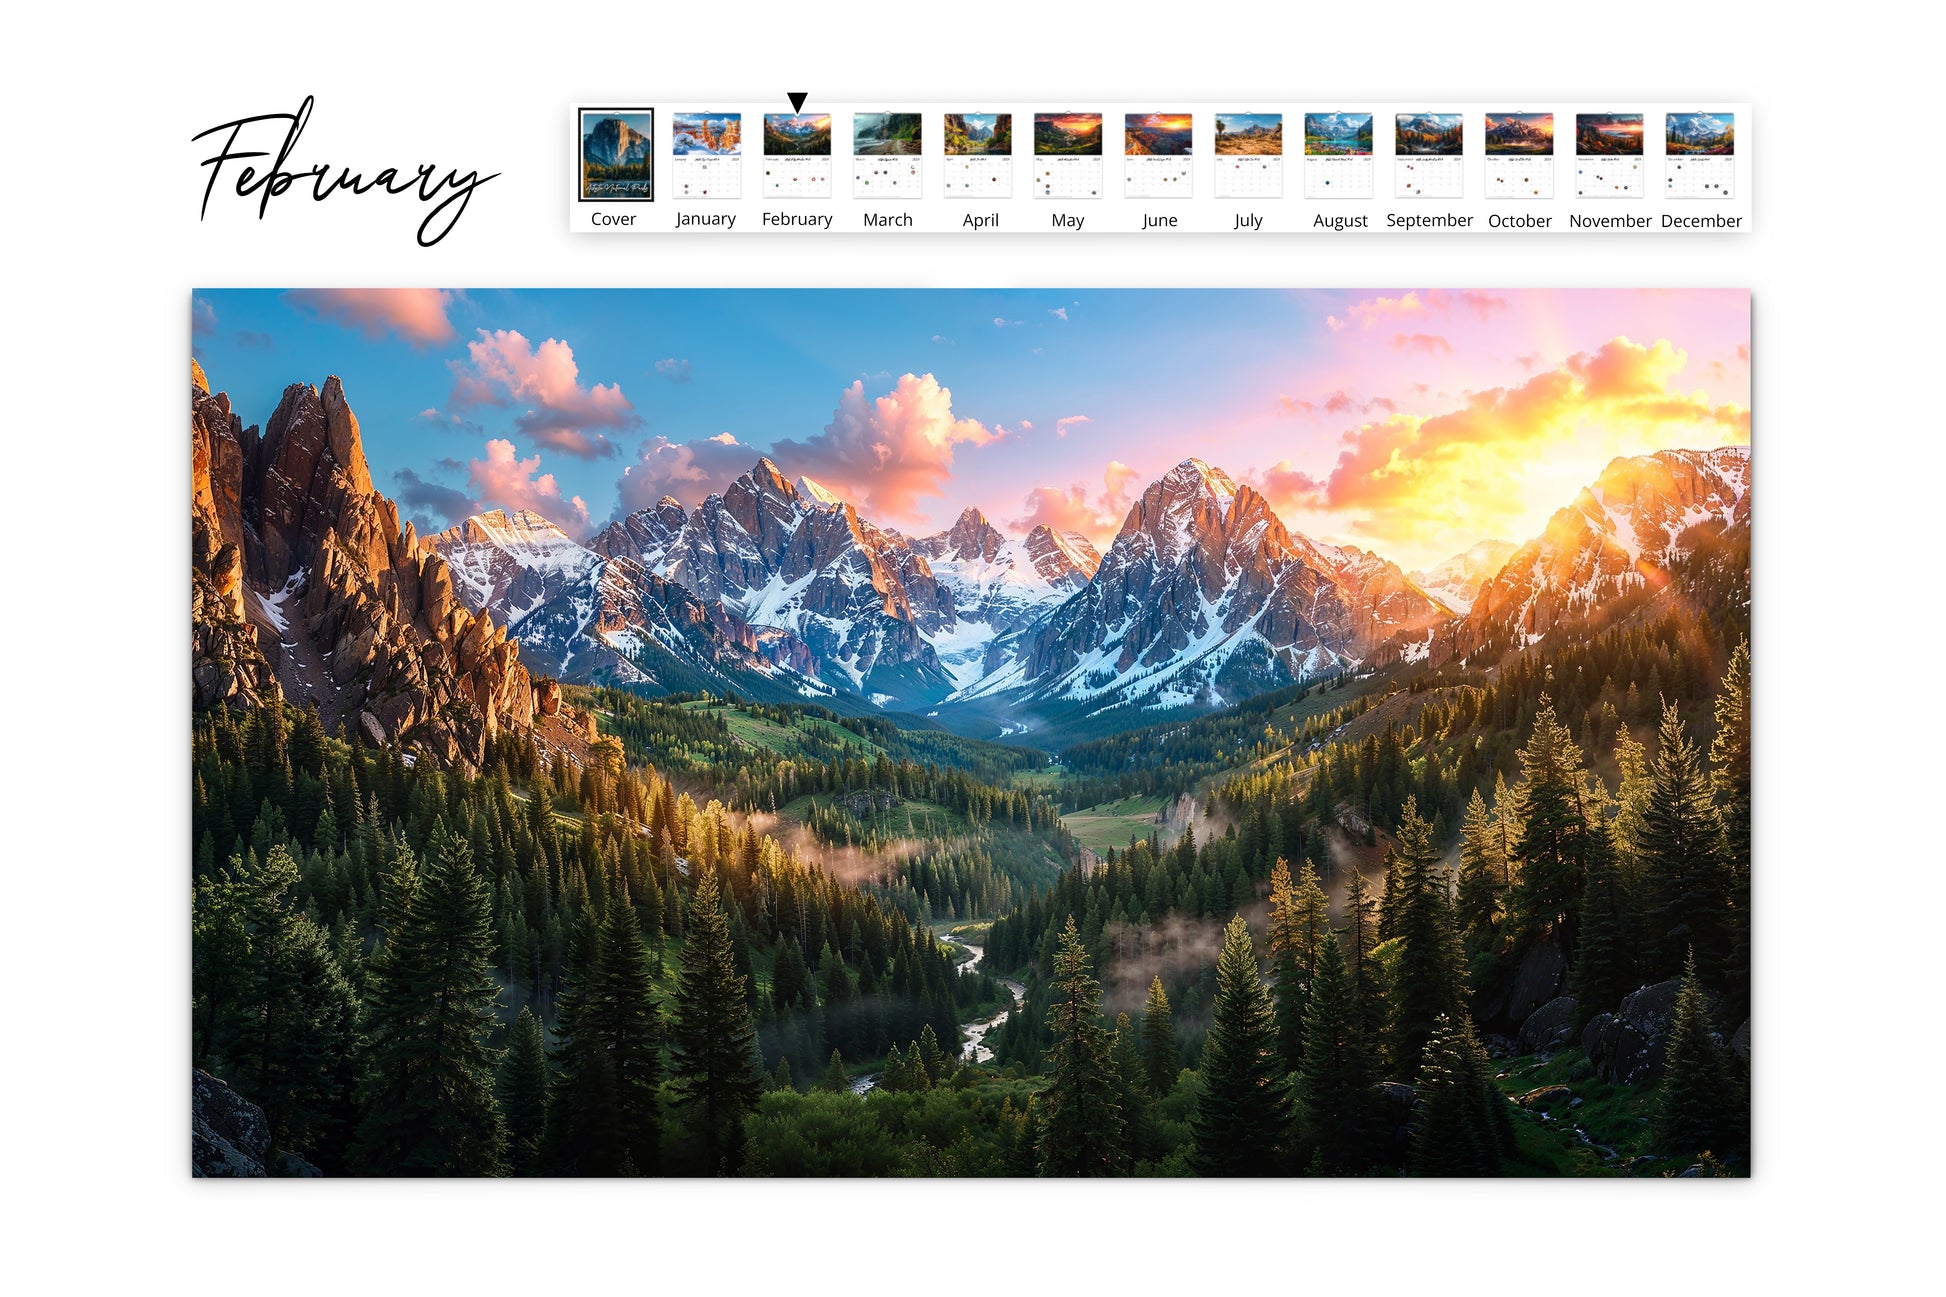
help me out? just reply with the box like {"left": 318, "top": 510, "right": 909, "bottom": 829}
{"left": 944, "top": 113, "right": 1013, "bottom": 198}
{"left": 852, "top": 114, "right": 923, "bottom": 198}
{"left": 579, "top": 109, "right": 654, "bottom": 202}
{"left": 1665, "top": 112, "right": 1735, "bottom": 199}
{"left": 1485, "top": 113, "right": 1554, "bottom": 199}
{"left": 1395, "top": 112, "right": 1462, "bottom": 199}
{"left": 1034, "top": 113, "right": 1104, "bottom": 199}
{"left": 764, "top": 113, "right": 833, "bottom": 198}
{"left": 1215, "top": 113, "right": 1283, "bottom": 199}
{"left": 671, "top": 112, "right": 742, "bottom": 200}
{"left": 855, "top": 113, "right": 922, "bottom": 155}
{"left": 1576, "top": 113, "right": 1644, "bottom": 198}
{"left": 1125, "top": 112, "right": 1192, "bottom": 199}
{"left": 1305, "top": 113, "right": 1373, "bottom": 199}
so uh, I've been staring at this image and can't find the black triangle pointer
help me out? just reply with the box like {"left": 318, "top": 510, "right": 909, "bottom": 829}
{"left": 787, "top": 92, "right": 808, "bottom": 112}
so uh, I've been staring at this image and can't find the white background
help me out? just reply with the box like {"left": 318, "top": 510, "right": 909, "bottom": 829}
{"left": 3, "top": 2, "right": 1935, "bottom": 1292}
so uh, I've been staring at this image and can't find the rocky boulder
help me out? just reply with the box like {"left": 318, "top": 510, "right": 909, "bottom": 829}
{"left": 1371, "top": 1081, "right": 1417, "bottom": 1161}
{"left": 1581, "top": 978, "right": 1729, "bottom": 1085}
{"left": 192, "top": 1070, "right": 270, "bottom": 1177}
{"left": 1514, "top": 1084, "right": 1573, "bottom": 1110}
{"left": 1518, "top": 995, "right": 1580, "bottom": 1055}
{"left": 1505, "top": 938, "right": 1570, "bottom": 1026}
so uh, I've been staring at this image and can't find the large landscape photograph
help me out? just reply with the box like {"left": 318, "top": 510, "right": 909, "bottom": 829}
{"left": 190, "top": 287, "right": 1752, "bottom": 1178}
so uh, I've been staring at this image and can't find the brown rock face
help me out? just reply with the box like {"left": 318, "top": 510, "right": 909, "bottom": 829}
{"left": 191, "top": 364, "right": 538, "bottom": 768}
{"left": 192, "top": 371, "right": 280, "bottom": 712}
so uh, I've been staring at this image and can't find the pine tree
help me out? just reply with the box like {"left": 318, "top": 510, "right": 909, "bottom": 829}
{"left": 820, "top": 1049, "right": 849, "bottom": 1093}
{"left": 1390, "top": 798, "right": 1468, "bottom": 1080}
{"left": 1638, "top": 703, "right": 1733, "bottom": 980}
{"left": 497, "top": 1007, "right": 549, "bottom": 1176}
{"left": 1709, "top": 640, "right": 1753, "bottom": 1004}
{"left": 1509, "top": 699, "right": 1597, "bottom": 952}
{"left": 1192, "top": 914, "right": 1292, "bottom": 1175}
{"left": 880, "top": 1043, "right": 908, "bottom": 1092}
{"left": 917, "top": 1023, "right": 948, "bottom": 1086}
{"left": 354, "top": 825, "right": 506, "bottom": 1175}
{"left": 1109, "top": 1011, "right": 1157, "bottom": 1164}
{"left": 1409, "top": 1013, "right": 1509, "bottom": 1176}
{"left": 1296, "top": 929, "right": 1378, "bottom": 1174}
{"left": 1140, "top": 976, "right": 1177, "bottom": 1094}
{"left": 1265, "top": 859, "right": 1309, "bottom": 1076}
{"left": 1571, "top": 820, "right": 1634, "bottom": 1025}
{"left": 1709, "top": 639, "right": 1752, "bottom": 878}
{"left": 1344, "top": 867, "right": 1387, "bottom": 1049}
{"left": 585, "top": 892, "right": 664, "bottom": 1172}
{"left": 1038, "top": 917, "right": 1123, "bottom": 1175}
{"left": 668, "top": 868, "right": 763, "bottom": 1172}
{"left": 1377, "top": 848, "right": 1406, "bottom": 942}
{"left": 1655, "top": 953, "right": 1738, "bottom": 1162}
{"left": 1455, "top": 788, "right": 1505, "bottom": 942}
{"left": 203, "top": 844, "right": 361, "bottom": 1164}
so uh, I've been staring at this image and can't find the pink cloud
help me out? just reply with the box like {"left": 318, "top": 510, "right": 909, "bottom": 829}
{"left": 1010, "top": 459, "right": 1140, "bottom": 546}
{"left": 467, "top": 439, "right": 590, "bottom": 535}
{"left": 284, "top": 288, "right": 457, "bottom": 346}
{"left": 769, "top": 373, "right": 999, "bottom": 522}
{"left": 449, "top": 329, "right": 635, "bottom": 459}
{"left": 1055, "top": 414, "right": 1092, "bottom": 437}
{"left": 1394, "top": 332, "right": 1454, "bottom": 356}
{"left": 1342, "top": 289, "right": 1508, "bottom": 330}
{"left": 613, "top": 432, "right": 757, "bottom": 517}
{"left": 1252, "top": 460, "right": 1330, "bottom": 512}
{"left": 1284, "top": 390, "right": 1396, "bottom": 418}
{"left": 1012, "top": 484, "right": 1100, "bottom": 537}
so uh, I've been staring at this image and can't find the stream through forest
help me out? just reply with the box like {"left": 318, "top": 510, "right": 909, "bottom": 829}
{"left": 850, "top": 933, "right": 1024, "bottom": 1094}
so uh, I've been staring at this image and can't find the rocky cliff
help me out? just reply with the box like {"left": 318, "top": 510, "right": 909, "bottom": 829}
{"left": 191, "top": 363, "right": 540, "bottom": 768}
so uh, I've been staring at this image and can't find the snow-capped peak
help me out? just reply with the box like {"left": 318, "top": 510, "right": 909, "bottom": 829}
{"left": 795, "top": 475, "right": 847, "bottom": 508}
{"left": 1163, "top": 458, "right": 1240, "bottom": 509}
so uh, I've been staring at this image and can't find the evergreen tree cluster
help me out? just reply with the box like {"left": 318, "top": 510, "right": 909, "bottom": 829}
{"left": 192, "top": 698, "right": 991, "bottom": 1174}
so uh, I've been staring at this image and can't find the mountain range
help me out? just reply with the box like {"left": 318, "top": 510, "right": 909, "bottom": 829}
{"left": 192, "top": 366, "right": 1751, "bottom": 747}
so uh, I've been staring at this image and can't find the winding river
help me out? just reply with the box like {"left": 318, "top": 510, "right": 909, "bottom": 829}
{"left": 850, "top": 933, "right": 1024, "bottom": 1094}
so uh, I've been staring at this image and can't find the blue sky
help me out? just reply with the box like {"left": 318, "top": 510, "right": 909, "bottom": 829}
{"left": 190, "top": 288, "right": 1750, "bottom": 569}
